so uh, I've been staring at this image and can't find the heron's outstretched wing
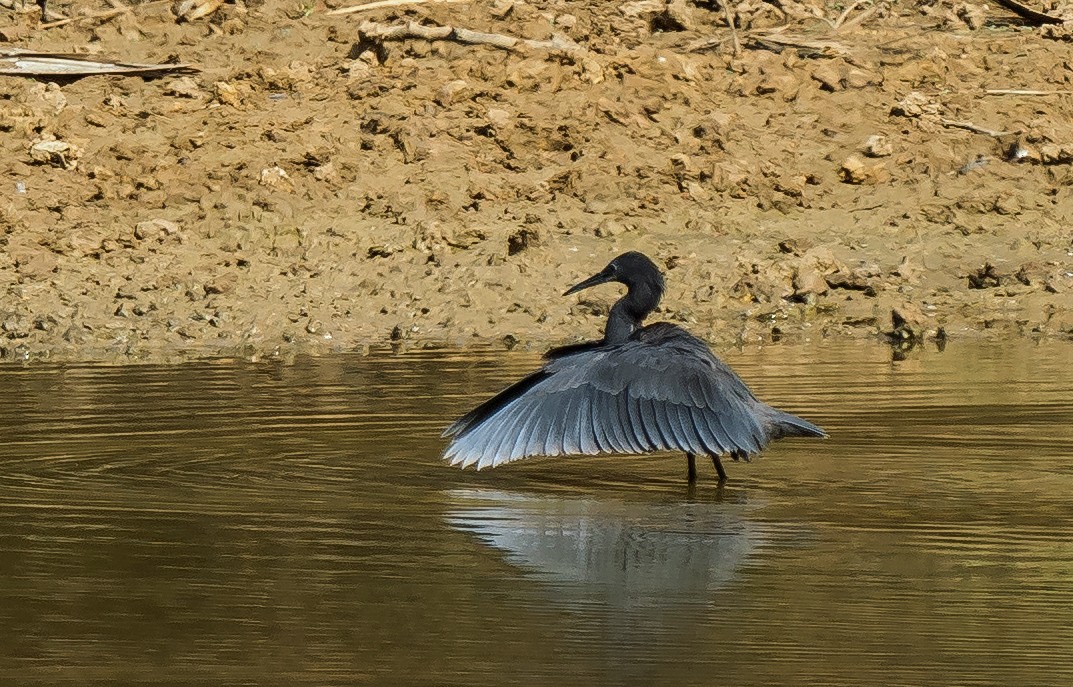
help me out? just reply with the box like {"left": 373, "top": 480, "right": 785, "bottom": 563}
{"left": 443, "top": 325, "right": 771, "bottom": 469}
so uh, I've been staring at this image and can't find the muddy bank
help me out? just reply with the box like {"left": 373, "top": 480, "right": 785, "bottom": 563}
{"left": 2, "top": 0, "right": 1073, "bottom": 362}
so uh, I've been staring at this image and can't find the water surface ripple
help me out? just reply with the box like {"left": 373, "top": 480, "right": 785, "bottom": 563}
{"left": 1, "top": 342, "right": 1071, "bottom": 685}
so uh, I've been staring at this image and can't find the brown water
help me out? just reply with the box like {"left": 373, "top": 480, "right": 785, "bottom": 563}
{"left": 1, "top": 342, "right": 1072, "bottom": 685}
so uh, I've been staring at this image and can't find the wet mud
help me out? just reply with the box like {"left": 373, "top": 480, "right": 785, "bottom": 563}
{"left": 2, "top": 0, "right": 1073, "bottom": 361}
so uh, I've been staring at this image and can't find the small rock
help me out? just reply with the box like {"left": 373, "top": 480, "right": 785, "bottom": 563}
{"left": 444, "top": 227, "right": 485, "bottom": 249}
{"left": 368, "top": 244, "right": 401, "bottom": 259}
{"left": 555, "top": 13, "right": 577, "bottom": 28}
{"left": 204, "top": 274, "right": 237, "bottom": 295}
{"left": 778, "top": 239, "right": 801, "bottom": 255}
{"left": 888, "top": 303, "right": 928, "bottom": 343}
{"left": 486, "top": 107, "right": 512, "bottom": 129}
{"left": 844, "top": 68, "right": 878, "bottom": 89}
{"left": 864, "top": 134, "right": 893, "bottom": 158}
{"left": 756, "top": 74, "right": 799, "bottom": 99}
{"left": 957, "top": 154, "right": 990, "bottom": 175}
{"left": 892, "top": 91, "right": 939, "bottom": 118}
{"left": 490, "top": 0, "right": 514, "bottom": 18}
{"left": 134, "top": 219, "right": 180, "bottom": 241}
{"left": 792, "top": 266, "right": 829, "bottom": 301}
{"left": 312, "top": 161, "right": 336, "bottom": 181}
{"left": 954, "top": 2, "right": 987, "bottom": 29}
{"left": 392, "top": 130, "right": 430, "bottom": 163}
{"left": 213, "top": 81, "right": 242, "bottom": 107}
{"left": 826, "top": 269, "right": 874, "bottom": 294}
{"left": 595, "top": 218, "right": 626, "bottom": 238}
{"left": 664, "top": 0, "right": 699, "bottom": 30}
{"left": 27, "top": 82, "right": 67, "bottom": 115}
{"left": 259, "top": 166, "right": 290, "bottom": 187}
{"left": 29, "top": 139, "right": 82, "bottom": 170}
{"left": 811, "top": 63, "right": 844, "bottom": 92}
{"left": 437, "top": 80, "right": 470, "bottom": 106}
{"left": 993, "top": 195, "right": 1021, "bottom": 215}
{"left": 1039, "top": 144, "right": 1073, "bottom": 165}
{"left": 968, "top": 263, "right": 1003, "bottom": 289}
{"left": 164, "top": 76, "right": 203, "bottom": 99}
{"left": 840, "top": 155, "right": 888, "bottom": 184}
{"left": 1, "top": 317, "right": 29, "bottom": 339}
{"left": 507, "top": 227, "right": 542, "bottom": 256}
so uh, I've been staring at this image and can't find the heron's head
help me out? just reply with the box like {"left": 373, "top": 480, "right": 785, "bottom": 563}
{"left": 563, "top": 251, "right": 665, "bottom": 297}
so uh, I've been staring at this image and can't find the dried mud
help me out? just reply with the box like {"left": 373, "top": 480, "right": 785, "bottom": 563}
{"left": 2, "top": 0, "right": 1073, "bottom": 362}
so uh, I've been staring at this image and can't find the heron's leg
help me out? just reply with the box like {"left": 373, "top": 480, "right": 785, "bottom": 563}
{"left": 687, "top": 452, "right": 697, "bottom": 482}
{"left": 711, "top": 454, "right": 728, "bottom": 481}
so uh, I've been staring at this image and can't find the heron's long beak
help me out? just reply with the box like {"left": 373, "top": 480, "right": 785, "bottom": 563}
{"left": 563, "top": 267, "right": 615, "bottom": 296}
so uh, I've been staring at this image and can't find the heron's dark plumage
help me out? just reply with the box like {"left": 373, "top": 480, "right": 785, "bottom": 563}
{"left": 443, "top": 251, "right": 826, "bottom": 476}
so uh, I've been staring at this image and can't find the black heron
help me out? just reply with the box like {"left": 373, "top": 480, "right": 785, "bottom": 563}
{"left": 443, "top": 251, "right": 826, "bottom": 481}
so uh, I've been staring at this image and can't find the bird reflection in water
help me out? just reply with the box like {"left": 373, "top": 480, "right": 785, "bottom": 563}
{"left": 445, "top": 488, "right": 764, "bottom": 610}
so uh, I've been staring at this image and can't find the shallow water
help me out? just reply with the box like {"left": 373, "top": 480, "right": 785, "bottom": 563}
{"left": 1, "top": 341, "right": 1072, "bottom": 685}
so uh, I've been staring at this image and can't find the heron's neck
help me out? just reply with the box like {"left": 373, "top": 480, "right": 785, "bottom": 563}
{"left": 604, "top": 281, "right": 661, "bottom": 344}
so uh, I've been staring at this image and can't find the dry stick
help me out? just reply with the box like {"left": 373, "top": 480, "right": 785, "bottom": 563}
{"left": 39, "top": 0, "right": 171, "bottom": 29}
{"left": 986, "top": 88, "right": 1073, "bottom": 95}
{"left": 837, "top": 3, "right": 881, "bottom": 32}
{"left": 716, "top": 0, "right": 741, "bottom": 57}
{"left": 358, "top": 19, "right": 584, "bottom": 53}
{"left": 941, "top": 118, "right": 1017, "bottom": 137}
{"left": 992, "top": 0, "right": 1063, "bottom": 25}
{"left": 750, "top": 34, "right": 850, "bottom": 56}
{"left": 327, "top": 0, "right": 467, "bottom": 17}
{"left": 831, "top": 0, "right": 866, "bottom": 30}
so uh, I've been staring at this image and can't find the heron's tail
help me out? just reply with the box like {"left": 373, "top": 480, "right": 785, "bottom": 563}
{"left": 764, "top": 408, "right": 827, "bottom": 440}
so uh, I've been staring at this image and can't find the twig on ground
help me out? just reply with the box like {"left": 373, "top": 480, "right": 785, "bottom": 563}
{"left": 0, "top": 48, "right": 196, "bottom": 76}
{"left": 992, "top": 0, "right": 1063, "bottom": 25}
{"left": 38, "top": 0, "right": 171, "bottom": 29}
{"left": 684, "top": 36, "right": 728, "bottom": 53}
{"left": 327, "top": 0, "right": 467, "bottom": 17}
{"left": 837, "top": 1, "right": 882, "bottom": 32}
{"left": 831, "top": 0, "right": 866, "bottom": 30}
{"left": 940, "top": 118, "right": 1017, "bottom": 137}
{"left": 356, "top": 19, "right": 603, "bottom": 81}
{"left": 985, "top": 88, "right": 1073, "bottom": 95}
{"left": 747, "top": 33, "right": 849, "bottom": 57}
{"left": 175, "top": 0, "right": 225, "bottom": 22}
{"left": 716, "top": 0, "right": 741, "bottom": 57}
{"left": 358, "top": 19, "right": 584, "bottom": 53}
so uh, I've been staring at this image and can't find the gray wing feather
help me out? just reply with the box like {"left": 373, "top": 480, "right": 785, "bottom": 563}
{"left": 559, "top": 392, "right": 580, "bottom": 456}
{"left": 578, "top": 394, "right": 599, "bottom": 455}
{"left": 444, "top": 327, "right": 776, "bottom": 469}
{"left": 616, "top": 393, "right": 646, "bottom": 453}
{"left": 526, "top": 405, "right": 553, "bottom": 458}
{"left": 506, "top": 405, "right": 541, "bottom": 465}
{"left": 623, "top": 392, "right": 654, "bottom": 452}
{"left": 588, "top": 392, "right": 612, "bottom": 452}
{"left": 600, "top": 393, "right": 630, "bottom": 453}
{"left": 654, "top": 400, "right": 686, "bottom": 452}
{"left": 671, "top": 404, "right": 703, "bottom": 453}
{"left": 688, "top": 406, "right": 725, "bottom": 455}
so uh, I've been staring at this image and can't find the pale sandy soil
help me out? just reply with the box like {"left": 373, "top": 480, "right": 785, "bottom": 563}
{"left": 2, "top": 0, "right": 1073, "bottom": 362}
